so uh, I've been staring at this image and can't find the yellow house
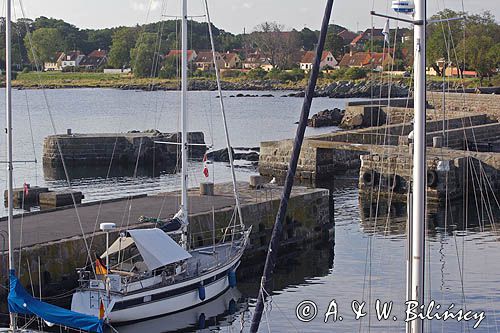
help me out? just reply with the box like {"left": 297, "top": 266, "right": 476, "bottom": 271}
{"left": 195, "top": 51, "right": 225, "bottom": 71}
{"left": 222, "top": 52, "right": 241, "bottom": 69}
{"left": 44, "top": 52, "right": 64, "bottom": 71}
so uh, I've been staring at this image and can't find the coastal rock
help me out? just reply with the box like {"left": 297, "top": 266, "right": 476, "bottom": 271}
{"left": 340, "top": 105, "right": 387, "bottom": 129}
{"left": 206, "top": 147, "right": 260, "bottom": 162}
{"left": 340, "top": 113, "right": 364, "bottom": 129}
{"left": 307, "top": 108, "right": 345, "bottom": 128}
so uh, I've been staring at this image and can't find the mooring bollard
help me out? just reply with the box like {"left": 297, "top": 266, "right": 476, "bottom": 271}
{"left": 249, "top": 175, "right": 264, "bottom": 189}
{"left": 433, "top": 136, "right": 443, "bottom": 148}
{"left": 199, "top": 182, "right": 214, "bottom": 196}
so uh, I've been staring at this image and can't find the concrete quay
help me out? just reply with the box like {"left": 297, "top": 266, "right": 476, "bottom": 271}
{"left": 0, "top": 181, "right": 331, "bottom": 293}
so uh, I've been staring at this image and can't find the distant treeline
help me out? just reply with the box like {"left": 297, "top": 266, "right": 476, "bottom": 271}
{"left": 0, "top": 16, "right": 349, "bottom": 70}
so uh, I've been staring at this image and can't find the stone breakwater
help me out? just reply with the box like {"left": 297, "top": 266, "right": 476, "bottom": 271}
{"left": 259, "top": 92, "right": 500, "bottom": 203}
{"left": 42, "top": 130, "right": 206, "bottom": 170}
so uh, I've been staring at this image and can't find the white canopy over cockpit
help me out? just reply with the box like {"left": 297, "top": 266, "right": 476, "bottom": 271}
{"left": 100, "top": 228, "right": 192, "bottom": 271}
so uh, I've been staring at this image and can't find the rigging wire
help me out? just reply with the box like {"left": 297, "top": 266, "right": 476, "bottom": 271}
{"left": 203, "top": 0, "right": 244, "bottom": 229}
{"left": 17, "top": 0, "right": 98, "bottom": 271}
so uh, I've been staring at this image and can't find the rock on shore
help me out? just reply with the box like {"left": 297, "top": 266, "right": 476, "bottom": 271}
{"left": 307, "top": 108, "right": 345, "bottom": 127}
{"left": 206, "top": 147, "right": 260, "bottom": 162}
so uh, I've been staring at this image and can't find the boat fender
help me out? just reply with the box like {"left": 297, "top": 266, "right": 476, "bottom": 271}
{"left": 362, "top": 171, "right": 374, "bottom": 186}
{"left": 228, "top": 270, "right": 237, "bottom": 288}
{"left": 198, "top": 285, "right": 206, "bottom": 301}
{"left": 198, "top": 313, "right": 206, "bottom": 329}
{"left": 228, "top": 299, "right": 237, "bottom": 315}
{"left": 388, "top": 175, "right": 400, "bottom": 191}
{"left": 427, "top": 170, "right": 438, "bottom": 188}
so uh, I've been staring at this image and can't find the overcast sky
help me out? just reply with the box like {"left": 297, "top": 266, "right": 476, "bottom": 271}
{"left": 10, "top": 0, "right": 500, "bottom": 33}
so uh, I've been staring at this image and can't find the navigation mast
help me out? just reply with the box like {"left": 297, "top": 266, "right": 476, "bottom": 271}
{"left": 180, "top": 0, "right": 189, "bottom": 249}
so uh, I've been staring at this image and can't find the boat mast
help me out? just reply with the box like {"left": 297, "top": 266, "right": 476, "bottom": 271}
{"left": 180, "top": 0, "right": 189, "bottom": 249}
{"left": 5, "top": 0, "right": 17, "bottom": 329}
{"left": 409, "top": 0, "right": 426, "bottom": 331}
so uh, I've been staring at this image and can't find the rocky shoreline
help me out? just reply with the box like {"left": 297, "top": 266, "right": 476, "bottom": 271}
{"left": 12, "top": 78, "right": 496, "bottom": 96}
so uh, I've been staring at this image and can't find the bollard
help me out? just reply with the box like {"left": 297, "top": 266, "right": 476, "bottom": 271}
{"left": 249, "top": 175, "right": 264, "bottom": 189}
{"left": 433, "top": 136, "right": 443, "bottom": 148}
{"left": 199, "top": 182, "right": 214, "bottom": 196}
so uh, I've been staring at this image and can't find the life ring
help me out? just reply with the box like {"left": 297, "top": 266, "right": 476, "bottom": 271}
{"left": 427, "top": 170, "right": 438, "bottom": 188}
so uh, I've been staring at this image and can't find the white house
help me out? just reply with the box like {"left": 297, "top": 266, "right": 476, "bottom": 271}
{"left": 299, "top": 51, "right": 338, "bottom": 71}
{"left": 61, "top": 51, "right": 85, "bottom": 69}
{"left": 44, "top": 52, "right": 64, "bottom": 71}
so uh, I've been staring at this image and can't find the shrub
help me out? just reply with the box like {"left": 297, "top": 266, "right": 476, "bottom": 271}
{"left": 221, "top": 70, "right": 245, "bottom": 78}
{"left": 62, "top": 66, "right": 81, "bottom": 73}
{"left": 343, "top": 67, "right": 368, "bottom": 80}
{"left": 247, "top": 68, "right": 267, "bottom": 80}
{"left": 278, "top": 68, "right": 305, "bottom": 82}
{"left": 159, "top": 66, "right": 177, "bottom": 79}
{"left": 326, "top": 68, "right": 347, "bottom": 80}
{"left": 264, "top": 68, "right": 282, "bottom": 80}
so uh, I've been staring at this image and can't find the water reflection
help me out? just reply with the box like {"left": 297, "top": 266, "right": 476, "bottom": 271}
{"left": 358, "top": 193, "right": 500, "bottom": 235}
{"left": 238, "top": 240, "right": 335, "bottom": 299}
{"left": 42, "top": 163, "right": 177, "bottom": 180}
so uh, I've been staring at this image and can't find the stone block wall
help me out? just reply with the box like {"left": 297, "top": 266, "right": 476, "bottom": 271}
{"left": 42, "top": 131, "right": 206, "bottom": 169}
{"left": 427, "top": 92, "right": 500, "bottom": 121}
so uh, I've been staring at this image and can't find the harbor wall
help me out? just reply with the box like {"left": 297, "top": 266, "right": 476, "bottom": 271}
{"left": 0, "top": 185, "right": 331, "bottom": 298}
{"left": 427, "top": 91, "right": 500, "bottom": 119}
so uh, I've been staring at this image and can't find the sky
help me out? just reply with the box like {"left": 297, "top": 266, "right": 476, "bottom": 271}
{"left": 9, "top": 0, "right": 500, "bottom": 33}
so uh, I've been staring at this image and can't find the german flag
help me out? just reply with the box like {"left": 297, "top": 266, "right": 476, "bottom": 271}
{"left": 99, "top": 299, "right": 105, "bottom": 320}
{"left": 95, "top": 257, "right": 107, "bottom": 275}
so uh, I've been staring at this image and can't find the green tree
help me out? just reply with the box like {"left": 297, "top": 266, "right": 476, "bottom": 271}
{"left": 33, "top": 16, "right": 86, "bottom": 52}
{"left": 130, "top": 33, "right": 161, "bottom": 77}
{"left": 108, "top": 27, "right": 138, "bottom": 68}
{"left": 459, "top": 11, "right": 500, "bottom": 82}
{"left": 464, "top": 35, "right": 496, "bottom": 83}
{"left": 24, "top": 28, "right": 64, "bottom": 64}
{"left": 325, "top": 30, "right": 347, "bottom": 59}
{"left": 85, "top": 28, "right": 114, "bottom": 53}
{"left": 0, "top": 18, "right": 32, "bottom": 69}
{"left": 300, "top": 28, "right": 318, "bottom": 50}
{"left": 426, "top": 10, "right": 464, "bottom": 76}
{"left": 160, "top": 55, "right": 179, "bottom": 79}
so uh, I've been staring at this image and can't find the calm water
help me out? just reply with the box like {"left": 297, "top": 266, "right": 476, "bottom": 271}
{"left": 0, "top": 88, "right": 347, "bottom": 215}
{"left": 0, "top": 89, "right": 499, "bottom": 332}
{"left": 113, "top": 179, "right": 500, "bottom": 333}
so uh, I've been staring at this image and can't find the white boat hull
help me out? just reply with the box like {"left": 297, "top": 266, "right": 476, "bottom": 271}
{"left": 72, "top": 256, "right": 240, "bottom": 323}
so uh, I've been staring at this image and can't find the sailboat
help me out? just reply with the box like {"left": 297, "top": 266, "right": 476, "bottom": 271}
{"left": 70, "top": 0, "right": 251, "bottom": 324}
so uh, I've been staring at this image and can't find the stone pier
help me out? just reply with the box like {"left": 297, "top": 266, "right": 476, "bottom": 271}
{"left": 42, "top": 130, "right": 206, "bottom": 171}
{"left": 259, "top": 92, "right": 500, "bottom": 202}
